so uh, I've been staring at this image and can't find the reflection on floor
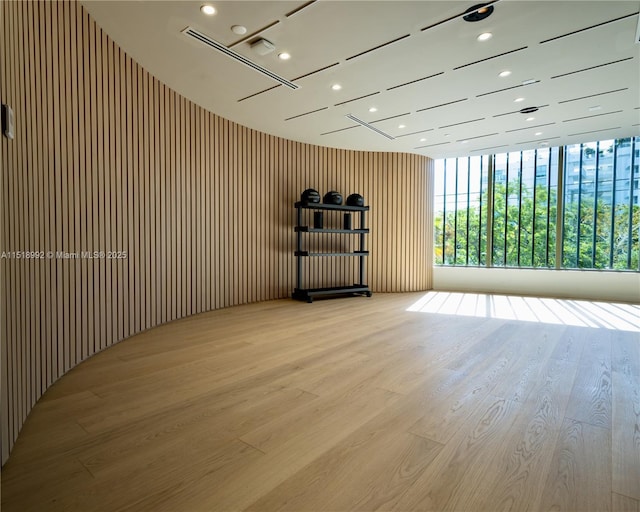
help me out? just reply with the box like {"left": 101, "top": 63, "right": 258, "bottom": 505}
{"left": 407, "top": 291, "right": 640, "bottom": 331}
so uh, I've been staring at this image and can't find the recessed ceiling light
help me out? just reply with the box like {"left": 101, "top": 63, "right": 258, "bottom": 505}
{"left": 535, "top": 132, "right": 543, "bottom": 136}
{"left": 200, "top": 4, "right": 216, "bottom": 15}
{"left": 514, "top": 97, "right": 525, "bottom": 103}
{"left": 420, "top": 138, "right": 427, "bottom": 142}
{"left": 588, "top": 105, "right": 602, "bottom": 111}
{"left": 369, "top": 107, "right": 377, "bottom": 113}
{"left": 522, "top": 79, "right": 537, "bottom": 85}
{"left": 463, "top": 3, "right": 495, "bottom": 22}
{"left": 398, "top": 124, "right": 406, "bottom": 129}
{"left": 331, "top": 84, "right": 342, "bottom": 91}
{"left": 499, "top": 70, "right": 511, "bottom": 78}
{"left": 278, "top": 52, "right": 291, "bottom": 60}
{"left": 526, "top": 117, "right": 535, "bottom": 121}
{"left": 477, "top": 32, "right": 492, "bottom": 41}
{"left": 231, "top": 25, "right": 247, "bottom": 35}
{"left": 461, "top": 140, "right": 469, "bottom": 144}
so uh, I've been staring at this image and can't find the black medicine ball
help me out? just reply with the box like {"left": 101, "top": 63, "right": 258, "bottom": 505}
{"left": 323, "top": 191, "right": 343, "bottom": 205}
{"left": 301, "top": 188, "right": 321, "bottom": 204}
{"left": 346, "top": 193, "right": 365, "bottom": 207}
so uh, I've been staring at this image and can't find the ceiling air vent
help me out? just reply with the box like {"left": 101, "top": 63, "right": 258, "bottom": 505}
{"left": 181, "top": 27, "right": 299, "bottom": 90}
{"left": 345, "top": 114, "right": 395, "bottom": 140}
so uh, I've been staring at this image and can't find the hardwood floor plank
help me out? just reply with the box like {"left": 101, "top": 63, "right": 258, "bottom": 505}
{"left": 408, "top": 322, "right": 538, "bottom": 444}
{"left": 539, "top": 419, "right": 611, "bottom": 512}
{"left": 443, "top": 319, "right": 518, "bottom": 373}
{"left": 373, "top": 345, "right": 448, "bottom": 395}
{"left": 89, "top": 349, "right": 244, "bottom": 399}
{"left": 612, "top": 369, "right": 640, "bottom": 500}
{"left": 471, "top": 356, "right": 580, "bottom": 511}
{"left": 79, "top": 439, "right": 263, "bottom": 512}
{"left": 77, "top": 385, "right": 318, "bottom": 478}
{"left": 611, "top": 329, "right": 640, "bottom": 377}
{"left": 564, "top": 328, "right": 612, "bottom": 429}
{"left": 167, "top": 389, "right": 401, "bottom": 511}
{"left": 269, "top": 349, "right": 372, "bottom": 394}
{"left": 374, "top": 316, "right": 506, "bottom": 395}
{"left": 239, "top": 386, "right": 401, "bottom": 454}
{"left": 246, "top": 430, "right": 442, "bottom": 512}
{"left": 549, "top": 325, "right": 587, "bottom": 363}
{"left": 1, "top": 459, "right": 94, "bottom": 512}
{"left": 612, "top": 493, "right": 640, "bottom": 512}
{"left": 3, "top": 417, "right": 88, "bottom": 468}
{"left": 393, "top": 394, "right": 523, "bottom": 512}
{"left": 489, "top": 322, "right": 568, "bottom": 403}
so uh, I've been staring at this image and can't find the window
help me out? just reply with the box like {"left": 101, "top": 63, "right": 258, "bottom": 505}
{"left": 433, "top": 136, "right": 639, "bottom": 271}
{"left": 491, "top": 149, "right": 557, "bottom": 267}
{"left": 434, "top": 156, "right": 488, "bottom": 265}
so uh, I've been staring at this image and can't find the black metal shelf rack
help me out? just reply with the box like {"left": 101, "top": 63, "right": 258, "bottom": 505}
{"left": 292, "top": 201, "right": 372, "bottom": 303}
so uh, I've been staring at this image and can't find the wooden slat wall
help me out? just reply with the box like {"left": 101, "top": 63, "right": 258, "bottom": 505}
{"left": 0, "top": 0, "right": 434, "bottom": 465}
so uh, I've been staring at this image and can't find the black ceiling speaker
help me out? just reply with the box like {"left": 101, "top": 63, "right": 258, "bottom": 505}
{"left": 346, "top": 193, "right": 365, "bottom": 207}
{"left": 462, "top": 3, "right": 494, "bottom": 22}
{"left": 323, "top": 191, "right": 343, "bottom": 205}
{"left": 301, "top": 188, "right": 321, "bottom": 204}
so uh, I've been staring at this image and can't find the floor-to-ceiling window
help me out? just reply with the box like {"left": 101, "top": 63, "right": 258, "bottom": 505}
{"left": 434, "top": 136, "right": 639, "bottom": 270}
{"left": 434, "top": 155, "right": 489, "bottom": 266}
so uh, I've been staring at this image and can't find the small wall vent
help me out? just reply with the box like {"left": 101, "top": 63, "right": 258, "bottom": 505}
{"left": 182, "top": 27, "right": 299, "bottom": 90}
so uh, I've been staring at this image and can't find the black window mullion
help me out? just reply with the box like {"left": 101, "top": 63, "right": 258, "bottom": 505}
{"left": 558, "top": 146, "right": 566, "bottom": 269}
{"left": 491, "top": 156, "right": 497, "bottom": 265}
{"left": 532, "top": 150, "right": 538, "bottom": 266}
{"left": 503, "top": 153, "right": 509, "bottom": 265}
{"left": 466, "top": 157, "right": 471, "bottom": 265}
{"left": 478, "top": 156, "right": 484, "bottom": 265}
{"left": 517, "top": 154, "right": 523, "bottom": 266}
{"left": 487, "top": 155, "right": 494, "bottom": 268}
{"left": 609, "top": 140, "right": 618, "bottom": 268}
{"left": 592, "top": 141, "right": 600, "bottom": 267}
{"left": 441, "top": 161, "right": 447, "bottom": 264}
{"left": 629, "top": 137, "right": 636, "bottom": 269}
{"left": 577, "top": 144, "right": 583, "bottom": 267}
{"left": 453, "top": 159, "right": 459, "bottom": 264}
{"left": 546, "top": 148, "right": 552, "bottom": 267}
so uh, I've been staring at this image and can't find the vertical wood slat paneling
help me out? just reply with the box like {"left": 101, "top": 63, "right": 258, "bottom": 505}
{"left": 63, "top": 1, "right": 73, "bottom": 371}
{"left": 0, "top": 0, "right": 10, "bottom": 461}
{"left": 0, "top": 0, "right": 433, "bottom": 466}
{"left": 0, "top": 0, "right": 17, "bottom": 454}
{"left": 12, "top": 2, "right": 22, "bottom": 431}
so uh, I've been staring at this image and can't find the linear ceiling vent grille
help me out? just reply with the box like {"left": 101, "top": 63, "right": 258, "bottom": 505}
{"left": 345, "top": 114, "right": 395, "bottom": 140}
{"left": 181, "top": 27, "right": 299, "bottom": 90}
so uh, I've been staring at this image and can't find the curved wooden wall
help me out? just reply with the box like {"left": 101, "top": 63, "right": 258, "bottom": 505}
{"left": 0, "top": 0, "right": 433, "bottom": 464}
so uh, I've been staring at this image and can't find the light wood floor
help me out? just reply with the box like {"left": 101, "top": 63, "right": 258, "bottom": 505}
{"left": 1, "top": 292, "right": 639, "bottom": 512}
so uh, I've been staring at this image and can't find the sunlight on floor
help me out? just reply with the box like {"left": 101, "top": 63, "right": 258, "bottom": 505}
{"left": 407, "top": 291, "right": 640, "bottom": 331}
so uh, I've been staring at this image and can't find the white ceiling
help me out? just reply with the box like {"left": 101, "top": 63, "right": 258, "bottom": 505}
{"left": 82, "top": 0, "right": 640, "bottom": 159}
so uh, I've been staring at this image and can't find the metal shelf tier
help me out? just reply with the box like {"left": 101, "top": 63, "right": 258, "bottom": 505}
{"left": 292, "top": 285, "right": 372, "bottom": 303}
